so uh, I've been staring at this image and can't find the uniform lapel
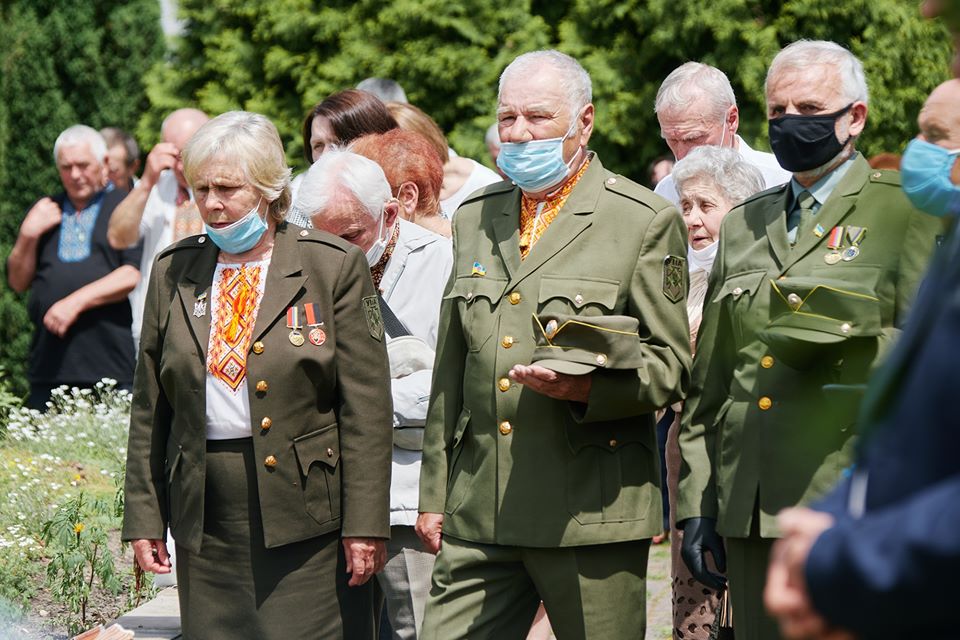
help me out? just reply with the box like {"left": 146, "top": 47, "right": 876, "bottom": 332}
{"left": 491, "top": 189, "right": 522, "bottom": 281}
{"left": 779, "top": 156, "right": 869, "bottom": 274}
{"left": 252, "top": 224, "right": 307, "bottom": 342}
{"left": 177, "top": 239, "right": 219, "bottom": 360}
{"left": 763, "top": 187, "right": 791, "bottom": 270}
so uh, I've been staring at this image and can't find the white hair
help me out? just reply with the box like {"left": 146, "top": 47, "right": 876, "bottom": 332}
{"left": 672, "top": 146, "right": 765, "bottom": 205}
{"left": 356, "top": 78, "right": 408, "bottom": 104}
{"left": 767, "top": 40, "right": 869, "bottom": 105}
{"left": 484, "top": 122, "right": 500, "bottom": 149}
{"left": 294, "top": 148, "right": 391, "bottom": 223}
{"left": 499, "top": 50, "right": 592, "bottom": 120}
{"left": 654, "top": 62, "right": 737, "bottom": 119}
{"left": 53, "top": 125, "right": 107, "bottom": 165}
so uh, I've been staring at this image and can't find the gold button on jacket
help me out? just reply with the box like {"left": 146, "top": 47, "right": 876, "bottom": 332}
{"left": 760, "top": 356, "right": 775, "bottom": 369}
{"left": 501, "top": 336, "right": 514, "bottom": 348}
{"left": 508, "top": 291, "right": 521, "bottom": 305}
{"left": 260, "top": 417, "right": 272, "bottom": 430}
{"left": 498, "top": 378, "right": 511, "bottom": 392}
{"left": 256, "top": 380, "right": 269, "bottom": 392}
{"left": 252, "top": 341, "right": 265, "bottom": 354}
{"left": 498, "top": 421, "right": 512, "bottom": 435}
{"left": 758, "top": 396, "right": 773, "bottom": 411}
{"left": 264, "top": 455, "right": 278, "bottom": 468}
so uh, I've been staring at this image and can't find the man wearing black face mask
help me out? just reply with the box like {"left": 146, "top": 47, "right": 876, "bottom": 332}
{"left": 675, "top": 39, "right": 942, "bottom": 639}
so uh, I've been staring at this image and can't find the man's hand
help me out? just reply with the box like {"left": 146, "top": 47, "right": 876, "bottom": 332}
{"left": 21, "top": 198, "right": 62, "bottom": 240}
{"left": 43, "top": 295, "right": 82, "bottom": 337}
{"left": 131, "top": 538, "right": 172, "bottom": 574}
{"left": 140, "top": 142, "right": 180, "bottom": 189}
{"left": 508, "top": 364, "right": 592, "bottom": 402}
{"left": 765, "top": 508, "right": 855, "bottom": 640}
{"left": 415, "top": 512, "right": 444, "bottom": 554}
{"left": 342, "top": 537, "right": 386, "bottom": 587}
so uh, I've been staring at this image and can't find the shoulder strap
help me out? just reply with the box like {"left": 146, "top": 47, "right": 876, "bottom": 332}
{"left": 377, "top": 293, "right": 411, "bottom": 338}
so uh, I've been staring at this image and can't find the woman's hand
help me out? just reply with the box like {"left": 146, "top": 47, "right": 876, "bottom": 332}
{"left": 342, "top": 537, "right": 386, "bottom": 587}
{"left": 132, "top": 538, "right": 172, "bottom": 574}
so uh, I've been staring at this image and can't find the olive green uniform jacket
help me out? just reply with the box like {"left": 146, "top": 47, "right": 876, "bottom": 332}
{"left": 677, "top": 156, "right": 941, "bottom": 538}
{"left": 122, "top": 223, "right": 393, "bottom": 553}
{"left": 419, "top": 155, "right": 692, "bottom": 547}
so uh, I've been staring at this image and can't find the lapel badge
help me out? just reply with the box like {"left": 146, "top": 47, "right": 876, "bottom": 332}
{"left": 193, "top": 292, "right": 207, "bottom": 318}
{"left": 471, "top": 261, "right": 486, "bottom": 277}
{"left": 813, "top": 223, "right": 826, "bottom": 238}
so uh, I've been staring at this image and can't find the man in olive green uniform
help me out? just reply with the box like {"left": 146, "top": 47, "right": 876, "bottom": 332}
{"left": 415, "top": 50, "right": 691, "bottom": 639}
{"left": 676, "top": 40, "right": 941, "bottom": 639}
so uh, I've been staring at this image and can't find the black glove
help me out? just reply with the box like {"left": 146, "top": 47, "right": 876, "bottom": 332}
{"left": 679, "top": 517, "right": 727, "bottom": 590}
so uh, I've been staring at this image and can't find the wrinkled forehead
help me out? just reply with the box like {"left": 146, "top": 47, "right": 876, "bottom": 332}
{"left": 919, "top": 81, "right": 960, "bottom": 145}
{"left": 498, "top": 65, "right": 569, "bottom": 111}
{"left": 57, "top": 143, "right": 100, "bottom": 167}
{"left": 658, "top": 108, "right": 717, "bottom": 136}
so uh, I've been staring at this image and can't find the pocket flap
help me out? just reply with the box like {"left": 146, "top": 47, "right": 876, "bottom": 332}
{"left": 445, "top": 277, "right": 508, "bottom": 303}
{"left": 712, "top": 270, "right": 767, "bottom": 303}
{"left": 293, "top": 424, "right": 340, "bottom": 475}
{"left": 538, "top": 276, "right": 620, "bottom": 310}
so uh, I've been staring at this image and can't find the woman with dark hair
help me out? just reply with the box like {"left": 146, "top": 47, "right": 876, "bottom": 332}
{"left": 301, "top": 89, "right": 398, "bottom": 163}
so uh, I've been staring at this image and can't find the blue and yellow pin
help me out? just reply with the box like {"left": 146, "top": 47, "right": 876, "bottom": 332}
{"left": 471, "top": 261, "right": 486, "bottom": 277}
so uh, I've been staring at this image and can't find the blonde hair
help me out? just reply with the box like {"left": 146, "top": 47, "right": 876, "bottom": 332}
{"left": 182, "top": 111, "right": 292, "bottom": 223}
{"left": 386, "top": 102, "right": 449, "bottom": 163}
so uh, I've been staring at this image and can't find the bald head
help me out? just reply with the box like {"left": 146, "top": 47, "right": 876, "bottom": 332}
{"left": 161, "top": 108, "right": 209, "bottom": 149}
{"left": 919, "top": 79, "right": 960, "bottom": 184}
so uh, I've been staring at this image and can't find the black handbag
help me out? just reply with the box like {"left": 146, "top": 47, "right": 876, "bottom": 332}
{"left": 708, "top": 587, "right": 735, "bottom": 640}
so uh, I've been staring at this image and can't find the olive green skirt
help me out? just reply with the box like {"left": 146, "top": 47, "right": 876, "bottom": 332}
{"left": 174, "top": 438, "right": 375, "bottom": 640}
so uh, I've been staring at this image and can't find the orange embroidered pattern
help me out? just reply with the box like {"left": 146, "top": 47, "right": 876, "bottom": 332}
{"left": 207, "top": 265, "right": 264, "bottom": 392}
{"left": 518, "top": 156, "right": 592, "bottom": 259}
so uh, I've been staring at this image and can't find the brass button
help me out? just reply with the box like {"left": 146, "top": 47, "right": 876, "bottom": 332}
{"left": 508, "top": 291, "right": 521, "bottom": 305}
{"left": 732, "top": 287, "right": 743, "bottom": 297}
{"left": 256, "top": 380, "right": 268, "bottom": 392}
{"left": 264, "top": 455, "right": 278, "bottom": 468}
{"left": 326, "top": 447, "right": 334, "bottom": 458}
{"left": 465, "top": 291, "right": 474, "bottom": 301}
{"left": 758, "top": 396, "right": 772, "bottom": 411}
{"left": 498, "top": 420, "right": 513, "bottom": 435}
{"left": 260, "top": 416, "right": 272, "bottom": 430}
{"left": 498, "top": 377, "right": 511, "bottom": 392}
{"left": 198, "top": 236, "right": 206, "bottom": 244}
{"left": 840, "top": 322, "right": 852, "bottom": 334}
{"left": 252, "top": 341, "right": 265, "bottom": 354}
{"left": 606, "top": 177, "right": 617, "bottom": 185}
{"left": 596, "top": 353, "right": 607, "bottom": 366}
{"left": 609, "top": 439, "right": 618, "bottom": 447}
{"left": 872, "top": 172, "right": 882, "bottom": 179}
{"left": 760, "top": 355, "right": 775, "bottom": 369}
{"left": 574, "top": 293, "right": 584, "bottom": 306}
{"left": 501, "top": 336, "right": 514, "bottom": 348}
{"left": 787, "top": 293, "right": 802, "bottom": 309}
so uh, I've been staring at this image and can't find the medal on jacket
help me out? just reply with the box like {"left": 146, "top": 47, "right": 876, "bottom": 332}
{"left": 842, "top": 226, "right": 866, "bottom": 261}
{"left": 286, "top": 306, "right": 305, "bottom": 346}
{"left": 304, "top": 302, "right": 326, "bottom": 346}
{"left": 824, "top": 226, "right": 844, "bottom": 264}
{"left": 193, "top": 292, "right": 208, "bottom": 318}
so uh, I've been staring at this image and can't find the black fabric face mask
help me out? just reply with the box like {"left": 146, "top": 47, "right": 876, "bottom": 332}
{"left": 768, "top": 103, "right": 854, "bottom": 172}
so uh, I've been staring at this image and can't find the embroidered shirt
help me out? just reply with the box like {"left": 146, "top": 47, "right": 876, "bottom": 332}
{"left": 518, "top": 156, "right": 592, "bottom": 259}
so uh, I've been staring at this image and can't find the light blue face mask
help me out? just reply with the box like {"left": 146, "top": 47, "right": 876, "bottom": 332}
{"left": 496, "top": 118, "right": 581, "bottom": 193}
{"left": 901, "top": 138, "right": 960, "bottom": 218}
{"left": 204, "top": 199, "right": 268, "bottom": 254}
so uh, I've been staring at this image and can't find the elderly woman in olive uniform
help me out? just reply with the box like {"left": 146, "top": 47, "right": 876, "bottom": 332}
{"left": 121, "top": 111, "right": 393, "bottom": 640}
{"left": 665, "top": 146, "right": 764, "bottom": 640}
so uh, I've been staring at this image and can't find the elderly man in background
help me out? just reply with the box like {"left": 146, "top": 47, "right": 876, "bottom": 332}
{"left": 107, "top": 108, "right": 209, "bottom": 346}
{"left": 676, "top": 40, "right": 941, "bottom": 639}
{"left": 7, "top": 125, "right": 142, "bottom": 409}
{"left": 357, "top": 77, "right": 409, "bottom": 104}
{"left": 654, "top": 62, "right": 790, "bottom": 204}
{"left": 297, "top": 149, "right": 452, "bottom": 640}
{"left": 100, "top": 126, "right": 140, "bottom": 192}
{"left": 763, "top": 66, "right": 960, "bottom": 639}
{"left": 416, "top": 49, "right": 691, "bottom": 639}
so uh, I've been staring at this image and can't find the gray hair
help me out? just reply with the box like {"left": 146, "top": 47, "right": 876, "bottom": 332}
{"left": 356, "top": 77, "right": 408, "bottom": 104}
{"left": 654, "top": 62, "right": 737, "bottom": 119}
{"left": 767, "top": 40, "right": 869, "bottom": 105}
{"left": 484, "top": 122, "right": 500, "bottom": 149}
{"left": 100, "top": 127, "right": 140, "bottom": 167}
{"left": 53, "top": 125, "right": 107, "bottom": 165}
{"left": 182, "top": 111, "right": 292, "bottom": 223}
{"left": 294, "top": 148, "right": 392, "bottom": 223}
{"left": 672, "top": 145, "right": 765, "bottom": 205}
{"left": 499, "top": 50, "right": 592, "bottom": 120}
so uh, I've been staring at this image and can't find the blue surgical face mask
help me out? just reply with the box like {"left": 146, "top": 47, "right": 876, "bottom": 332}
{"left": 496, "top": 117, "right": 582, "bottom": 193}
{"left": 901, "top": 138, "right": 960, "bottom": 218}
{"left": 204, "top": 199, "right": 268, "bottom": 254}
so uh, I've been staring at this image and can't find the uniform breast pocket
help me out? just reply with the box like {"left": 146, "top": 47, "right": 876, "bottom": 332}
{"left": 446, "top": 277, "right": 508, "bottom": 352}
{"left": 538, "top": 275, "right": 620, "bottom": 317}
{"left": 712, "top": 270, "right": 768, "bottom": 344}
{"left": 293, "top": 424, "right": 342, "bottom": 525}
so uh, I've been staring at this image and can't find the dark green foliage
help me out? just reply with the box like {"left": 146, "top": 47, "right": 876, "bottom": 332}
{"left": 0, "top": 1, "right": 164, "bottom": 395}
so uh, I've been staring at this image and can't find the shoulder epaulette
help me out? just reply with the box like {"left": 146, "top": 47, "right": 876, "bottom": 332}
{"left": 156, "top": 234, "right": 209, "bottom": 259}
{"left": 738, "top": 182, "right": 789, "bottom": 208}
{"left": 603, "top": 173, "right": 668, "bottom": 213}
{"left": 291, "top": 226, "right": 352, "bottom": 253}
{"left": 459, "top": 179, "right": 515, "bottom": 207}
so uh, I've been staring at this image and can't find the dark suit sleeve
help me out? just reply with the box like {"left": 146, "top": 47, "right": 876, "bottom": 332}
{"left": 332, "top": 246, "right": 393, "bottom": 538}
{"left": 121, "top": 253, "right": 173, "bottom": 541}
{"left": 418, "top": 223, "right": 466, "bottom": 514}
{"left": 806, "top": 474, "right": 960, "bottom": 637}
{"left": 576, "top": 205, "right": 692, "bottom": 422}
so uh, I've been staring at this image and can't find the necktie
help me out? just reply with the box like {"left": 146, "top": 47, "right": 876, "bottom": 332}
{"left": 788, "top": 190, "right": 817, "bottom": 245}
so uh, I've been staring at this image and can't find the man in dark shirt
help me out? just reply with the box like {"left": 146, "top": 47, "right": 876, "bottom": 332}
{"left": 7, "top": 125, "right": 142, "bottom": 409}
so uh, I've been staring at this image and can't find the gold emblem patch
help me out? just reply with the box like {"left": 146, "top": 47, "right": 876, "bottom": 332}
{"left": 662, "top": 255, "right": 686, "bottom": 303}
